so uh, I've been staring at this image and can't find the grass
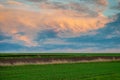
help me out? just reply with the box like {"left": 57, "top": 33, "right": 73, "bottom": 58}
{"left": 0, "top": 61, "right": 120, "bottom": 80}
{"left": 0, "top": 53, "right": 120, "bottom": 59}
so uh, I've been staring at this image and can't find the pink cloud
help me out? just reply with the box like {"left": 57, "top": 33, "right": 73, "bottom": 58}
{"left": 0, "top": 4, "right": 4, "bottom": 9}
{"left": 0, "top": 0, "right": 111, "bottom": 46}
{"left": 7, "top": 1, "right": 24, "bottom": 6}
{"left": 95, "top": 0, "right": 108, "bottom": 6}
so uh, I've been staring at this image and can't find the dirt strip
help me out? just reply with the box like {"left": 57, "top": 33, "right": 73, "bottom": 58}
{"left": 0, "top": 56, "right": 120, "bottom": 66}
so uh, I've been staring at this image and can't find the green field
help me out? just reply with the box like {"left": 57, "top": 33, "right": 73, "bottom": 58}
{"left": 0, "top": 53, "right": 120, "bottom": 59}
{"left": 0, "top": 61, "right": 120, "bottom": 80}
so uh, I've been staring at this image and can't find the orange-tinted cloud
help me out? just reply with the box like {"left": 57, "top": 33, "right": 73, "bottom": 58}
{"left": 0, "top": 4, "right": 4, "bottom": 8}
{"left": 95, "top": 0, "right": 108, "bottom": 6}
{"left": 7, "top": 1, "right": 24, "bottom": 6}
{"left": 14, "top": 35, "right": 38, "bottom": 46}
{"left": 0, "top": 9, "right": 110, "bottom": 46}
{"left": 0, "top": 0, "right": 111, "bottom": 46}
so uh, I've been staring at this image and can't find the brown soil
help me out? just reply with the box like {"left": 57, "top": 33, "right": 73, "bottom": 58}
{"left": 0, "top": 56, "right": 120, "bottom": 66}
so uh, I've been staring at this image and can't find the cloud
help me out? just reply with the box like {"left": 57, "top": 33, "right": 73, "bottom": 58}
{"left": 0, "top": 0, "right": 30, "bottom": 10}
{"left": 93, "top": 0, "right": 108, "bottom": 6}
{"left": 28, "top": 0, "right": 48, "bottom": 2}
{"left": 7, "top": 1, "right": 24, "bottom": 6}
{"left": 0, "top": 4, "right": 4, "bottom": 9}
{"left": 14, "top": 35, "right": 38, "bottom": 46}
{"left": 0, "top": 0, "right": 111, "bottom": 47}
{"left": 43, "top": 39, "right": 69, "bottom": 45}
{"left": 38, "top": 0, "right": 107, "bottom": 16}
{"left": 41, "top": 47, "right": 120, "bottom": 53}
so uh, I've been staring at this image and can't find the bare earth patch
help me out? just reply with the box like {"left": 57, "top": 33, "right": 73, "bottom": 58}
{"left": 0, "top": 56, "right": 120, "bottom": 66}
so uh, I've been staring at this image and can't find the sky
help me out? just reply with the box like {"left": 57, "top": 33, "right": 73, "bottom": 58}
{"left": 0, "top": 0, "right": 120, "bottom": 53}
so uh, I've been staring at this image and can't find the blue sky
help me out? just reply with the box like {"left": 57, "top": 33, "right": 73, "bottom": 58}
{"left": 0, "top": 0, "right": 120, "bottom": 52}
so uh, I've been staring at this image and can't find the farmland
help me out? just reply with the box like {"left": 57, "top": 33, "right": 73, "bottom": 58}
{"left": 0, "top": 53, "right": 120, "bottom": 80}
{"left": 0, "top": 61, "right": 120, "bottom": 80}
{"left": 0, "top": 53, "right": 120, "bottom": 59}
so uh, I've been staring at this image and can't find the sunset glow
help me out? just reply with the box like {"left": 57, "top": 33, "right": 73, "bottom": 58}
{"left": 0, "top": 0, "right": 120, "bottom": 52}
